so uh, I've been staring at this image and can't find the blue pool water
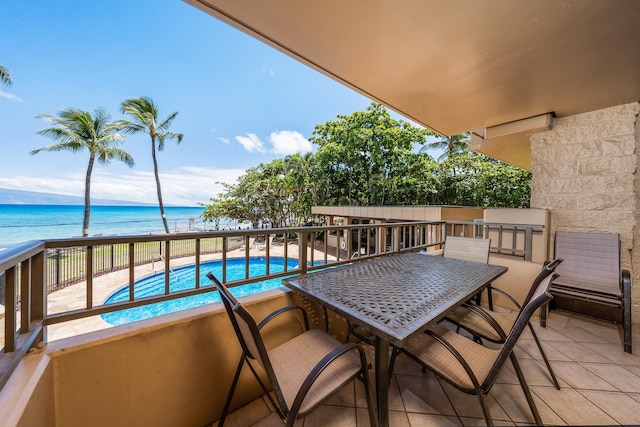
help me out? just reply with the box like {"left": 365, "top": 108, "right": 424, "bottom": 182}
{"left": 101, "top": 257, "right": 299, "bottom": 325}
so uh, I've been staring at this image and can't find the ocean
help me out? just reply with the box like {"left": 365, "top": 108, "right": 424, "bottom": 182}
{"left": 0, "top": 205, "right": 237, "bottom": 250}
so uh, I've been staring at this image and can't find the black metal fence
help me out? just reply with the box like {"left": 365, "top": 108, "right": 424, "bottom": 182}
{"left": 45, "top": 237, "right": 245, "bottom": 293}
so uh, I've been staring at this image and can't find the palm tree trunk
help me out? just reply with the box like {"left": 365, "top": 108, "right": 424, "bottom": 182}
{"left": 151, "top": 137, "right": 170, "bottom": 233}
{"left": 83, "top": 156, "right": 95, "bottom": 237}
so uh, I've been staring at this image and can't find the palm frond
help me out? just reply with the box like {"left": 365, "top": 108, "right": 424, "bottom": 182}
{"left": 0, "top": 65, "right": 12, "bottom": 86}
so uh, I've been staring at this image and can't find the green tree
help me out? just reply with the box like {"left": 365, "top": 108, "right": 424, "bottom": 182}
{"left": 0, "top": 64, "right": 12, "bottom": 86}
{"left": 385, "top": 151, "right": 440, "bottom": 205}
{"left": 436, "top": 152, "right": 531, "bottom": 207}
{"left": 203, "top": 104, "right": 531, "bottom": 225}
{"left": 422, "top": 132, "right": 471, "bottom": 161}
{"left": 32, "top": 108, "right": 134, "bottom": 236}
{"left": 310, "top": 103, "right": 433, "bottom": 205}
{"left": 202, "top": 154, "right": 324, "bottom": 228}
{"left": 120, "top": 97, "right": 183, "bottom": 234}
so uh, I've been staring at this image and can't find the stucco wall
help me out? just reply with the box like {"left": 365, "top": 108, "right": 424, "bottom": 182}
{"left": 530, "top": 102, "right": 640, "bottom": 321}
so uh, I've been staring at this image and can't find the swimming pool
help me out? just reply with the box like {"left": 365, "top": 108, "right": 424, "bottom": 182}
{"left": 101, "top": 257, "right": 299, "bottom": 325}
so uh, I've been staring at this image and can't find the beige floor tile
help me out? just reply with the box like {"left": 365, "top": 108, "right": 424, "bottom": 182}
{"left": 529, "top": 389, "right": 567, "bottom": 426}
{"left": 406, "top": 412, "right": 462, "bottom": 426}
{"left": 558, "top": 326, "right": 616, "bottom": 346}
{"left": 582, "top": 363, "right": 640, "bottom": 393}
{"left": 251, "top": 412, "right": 290, "bottom": 427}
{"left": 439, "top": 381, "right": 510, "bottom": 422}
{"left": 459, "top": 416, "right": 512, "bottom": 426}
{"left": 624, "top": 364, "right": 640, "bottom": 377}
{"left": 531, "top": 387, "right": 617, "bottom": 425}
{"left": 508, "top": 358, "right": 563, "bottom": 388}
{"left": 354, "top": 375, "right": 373, "bottom": 409}
{"left": 531, "top": 324, "right": 574, "bottom": 342}
{"left": 551, "top": 361, "right": 617, "bottom": 391}
{"left": 579, "top": 390, "right": 640, "bottom": 425}
{"left": 368, "top": 410, "right": 410, "bottom": 427}
{"left": 396, "top": 375, "right": 456, "bottom": 416}
{"left": 393, "top": 353, "right": 436, "bottom": 377}
{"left": 565, "top": 316, "right": 624, "bottom": 344}
{"left": 212, "top": 397, "right": 272, "bottom": 427}
{"left": 629, "top": 393, "right": 640, "bottom": 404}
{"left": 495, "top": 363, "right": 519, "bottom": 385}
{"left": 355, "top": 407, "right": 384, "bottom": 427}
{"left": 388, "top": 373, "right": 409, "bottom": 411}
{"left": 543, "top": 310, "right": 571, "bottom": 329}
{"left": 301, "top": 405, "right": 357, "bottom": 427}
{"left": 545, "top": 340, "right": 611, "bottom": 363}
{"left": 490, "top": 383, "right": 544, "bottom": 424}
{"left": 587, "top": 342, "right": 640, "bottom": 365}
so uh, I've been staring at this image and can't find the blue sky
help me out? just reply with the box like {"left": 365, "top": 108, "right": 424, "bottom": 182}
{"left": 0, "top": 0, "right": 384, "bottom": 206}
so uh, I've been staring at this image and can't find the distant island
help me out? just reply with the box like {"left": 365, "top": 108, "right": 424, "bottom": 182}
{"left": 0, "top": 187, "right": 156, "bottom": 206}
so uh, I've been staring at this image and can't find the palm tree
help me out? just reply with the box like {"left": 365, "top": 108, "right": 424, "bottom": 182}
{"left": 120, "top": 97, "right": 182, "bottom": 234}
{"left": 0, "top": 64, "right": 12, "bottom": 86}
{"left": 421, "top": 132, "right": 471, "bottom": 161}
{"left": 32, "top": 108, "right": 134, "bottom": 237}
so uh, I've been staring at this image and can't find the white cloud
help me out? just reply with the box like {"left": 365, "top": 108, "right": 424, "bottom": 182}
{"left": 0, "top": 166, "right": 245, "bottom": 206}
{"left": 261, "top": 66, "right": 275, "bottom": 76}
{"left": 235, "top": 133, "right": 266, "bottom": 153}
{"left": 0, "top": 89, "right": 23, "bottom": 103}
{"left": 269, "top": 130, "right": 312, "bottom": 155}
{"left": 216, "top": 136, "right": 230, "bottom": 145}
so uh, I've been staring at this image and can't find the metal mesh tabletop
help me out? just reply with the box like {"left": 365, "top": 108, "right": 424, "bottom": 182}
{"left": 283, "top": 252, "right": 507, "bottom": 345}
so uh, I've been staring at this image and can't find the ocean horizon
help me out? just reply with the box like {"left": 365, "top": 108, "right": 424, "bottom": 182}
{"left": 0, "top": 204, "right": 237, "bottom": 250}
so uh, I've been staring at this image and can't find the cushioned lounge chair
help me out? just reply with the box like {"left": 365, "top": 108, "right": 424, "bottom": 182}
{"left": 400, "top": 272, "right": 558, "bottom": 426}
{"left": 444, "top": 258, "right": 563, "bottom": 389}
{"left": 207, "top": 272, "right": 377, "bottom": 427}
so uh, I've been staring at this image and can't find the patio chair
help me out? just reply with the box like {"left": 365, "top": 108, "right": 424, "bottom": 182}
{"left": 400, "top": 272, "right": 559, "bottom": 426}
{"left": 206, "top": 272, "right": 377, "bottom": 427}
{"left": 443, "top": 236, "right": 493, "bottom": 308}
{"left": 444, "top": 258, "right": 563, "bottom": 389}
{"left": 540, "top": 231, "right": 632, "bottom": 353}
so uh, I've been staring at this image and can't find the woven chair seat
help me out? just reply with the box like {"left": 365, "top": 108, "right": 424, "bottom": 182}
{"left": 446, "top": 306, "right": 513, "bottom": 342}
{"left": 404, "top": 324, "right": 499, "bottom": 391}
{"left": 269, "top": 328, "right": 363, "bottom": 415}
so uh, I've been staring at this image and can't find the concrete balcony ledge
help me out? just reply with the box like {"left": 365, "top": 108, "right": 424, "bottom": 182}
{"left": 0, "top": 287, "right": 300, "bottom": 427}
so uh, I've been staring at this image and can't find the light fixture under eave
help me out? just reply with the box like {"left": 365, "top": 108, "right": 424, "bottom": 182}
{"left": 471, "top": 113, "right": 554, "bottom": 171}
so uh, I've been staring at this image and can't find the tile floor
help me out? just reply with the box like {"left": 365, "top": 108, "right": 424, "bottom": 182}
{"left": 213, "top": 308, "right": 640, "bottom": 426}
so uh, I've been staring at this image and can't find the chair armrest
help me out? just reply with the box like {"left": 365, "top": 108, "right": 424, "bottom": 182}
{"left": 621, "top": 269, "right": 631, "bottom": 294}
{"left": 424, "top": 328, "right": 483, "bottom": 390}
{"left": 459, "top": 302, "right": 509, "bottom": 340}
{"left": 290, "top": 342, "right": 367, "bottom": 416}
{"left": 487, "top": 287, "right": 522, "bottom": 310}
{"left": 258, "top": 305, "right": 310, "bottom": 331}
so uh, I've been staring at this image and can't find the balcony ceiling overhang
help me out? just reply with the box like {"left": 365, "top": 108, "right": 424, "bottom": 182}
{"left": 184, "top": 0, "right": 640, "bottom": 170}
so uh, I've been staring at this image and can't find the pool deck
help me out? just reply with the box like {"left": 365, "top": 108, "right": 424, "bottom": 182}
{"left": 45, "top": 243, "right": 332, "bottom": 341}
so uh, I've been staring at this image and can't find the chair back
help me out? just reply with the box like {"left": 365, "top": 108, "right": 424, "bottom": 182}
{"left": 553, "top": 231, "right": 621, "bottom": 295}
{"left": 207, "top": 272, "right": 273, "bottom": 374}
{"left": 444, "top": 236, "right": 490, "bottom": 264}
{"left": 521, "top": 258, "right": 563, "bottom": 307}
{"left": 483, "top": 272, "right": 558, "bottom": 388}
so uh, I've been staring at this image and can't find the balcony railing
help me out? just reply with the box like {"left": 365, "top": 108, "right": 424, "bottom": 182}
{"left": 0, "top": 219, "right": 542, "bottom": 391}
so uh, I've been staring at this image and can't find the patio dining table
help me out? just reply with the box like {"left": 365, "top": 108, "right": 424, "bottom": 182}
{"left": 282, "top": 251, "right": 507, "bottom": 427}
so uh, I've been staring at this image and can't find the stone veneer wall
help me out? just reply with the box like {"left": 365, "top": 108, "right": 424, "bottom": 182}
{"left": 530, "top": 102, "right": 640, "bottom": 322}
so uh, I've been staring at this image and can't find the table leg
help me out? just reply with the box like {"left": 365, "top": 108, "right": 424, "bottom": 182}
{"left": 374, "top": 336, "right": 390, "bottom": 427}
